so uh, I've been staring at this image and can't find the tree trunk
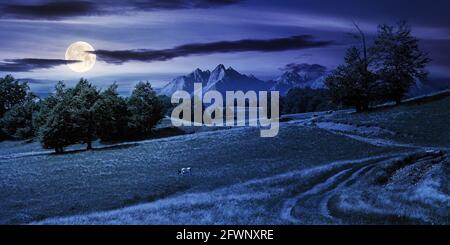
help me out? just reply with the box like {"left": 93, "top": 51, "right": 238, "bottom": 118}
{"left": 355, "top": 102, "right": 369, "bottom": 113}
{"left": 362, "top": 102, "right": 369, "bottom": 112}
{"left": 395, "top": 98, "right": 402, "bottom": 105}
{"left": 356, "top": 104, "right": 363, "bottom": 113}
{"left": 86, "top": 141, "right": 92, "bottom": 150}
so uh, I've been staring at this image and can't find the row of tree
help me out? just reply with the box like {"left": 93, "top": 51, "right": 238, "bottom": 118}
{"left": 282, "top": 88, "right": 336, "bottom": 114}
{"left": 0, "top": 75, "right": 38, "bottom": 140}
{"left": 326, "top": 21, "right": 430, "bottom": 112}
{"left": 0, "top": 76, "right": 165, "bottom": 153}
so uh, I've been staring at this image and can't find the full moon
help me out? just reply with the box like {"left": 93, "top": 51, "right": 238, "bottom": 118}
{"left": 65, "top": 41, "right": 96, "bottom": 73}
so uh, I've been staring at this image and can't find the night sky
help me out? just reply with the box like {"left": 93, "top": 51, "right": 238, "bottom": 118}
{"left": 1, "top": 0, "right": 449, "bottom": 94}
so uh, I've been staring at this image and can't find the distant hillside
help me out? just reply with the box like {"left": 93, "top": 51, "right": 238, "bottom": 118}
{"left": 270, "top": 64, "right": 329, "bottom": 95}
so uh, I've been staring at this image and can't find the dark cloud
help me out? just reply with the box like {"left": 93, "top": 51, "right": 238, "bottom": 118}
{"left": 91, "top": 35, "right": 333, "bottom": 64}
{"left": 281, "top": 63, "right": 327, "bottom": 73}
{"left": 0, "top": 58, "right": 80, "bottom": 72}
{"left": 130, "top": 0, "right": 241, "bottom": 9}
{"left": 2, "top": 1, "right": 98, "bottom": 19}
{"left": 0, "top": 0, "right": 243, "bottom": 20}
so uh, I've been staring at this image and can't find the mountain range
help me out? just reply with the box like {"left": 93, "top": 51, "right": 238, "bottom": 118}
{"left": 156, "top": 63, "right": 438, "bottom": 97}
{"left": 159, "top": 64, "right": 273, "bottom": 96}
{"left": 270, "top": 64, "right": 329, "bottom": 95}
{"left": 159, "top": 64, "right": 329, "bottom": 96}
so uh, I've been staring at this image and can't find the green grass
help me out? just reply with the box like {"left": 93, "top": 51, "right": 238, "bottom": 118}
{"left": 1, "top": 93, "right": 449, "bottom": 224}
{"left": 328, "top": 96, "right": 450, "bottom": 147}
{"left": 0, "top": 123, "right": 400, "bottom": 224}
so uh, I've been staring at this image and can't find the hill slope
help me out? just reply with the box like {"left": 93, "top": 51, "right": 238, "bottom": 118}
{"left": 1, "top": 93, "right": 449, "bottom": 224}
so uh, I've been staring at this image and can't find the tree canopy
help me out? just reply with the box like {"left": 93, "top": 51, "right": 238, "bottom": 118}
{"left": 326, "top": 21, "right": 430, "bottom": 111}
{"left": 35, "top": 79, "right": 165, "bottom": 153}
{"left": 127, "top": 81, "right": 164, "bottom": 138}
{"left": 372, "top": 21, "right": 431, "bottom": 103}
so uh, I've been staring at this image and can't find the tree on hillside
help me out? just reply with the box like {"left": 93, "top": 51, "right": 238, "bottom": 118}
{"left": 0, "top": 75, "right": 29, "bottom": 118}
{"left": 39, "top": 98, "right": 79, "bottom": 153}
{"left": 158, "top": 95, "right": 174, "bottom": 116}
{"left": 326, "top": 23, "right": 380, "bottom": 112}
{"left": 32, "top": 81, "right": 66, "bottom": 131}
{"left": 127, "top": 82, "right": 164, "bottom": 137}
{"left": 372, "top": 21, "right": 430, "bottom": 104}
{"left": 38, "top": 82, "right": 79, "bottom": 153}
{"left": 326, "top": 47, "right": 379, "bottom": 112}
{"left": 37, "top": 80, "right": 165, "bottom": 152}
{"left": 0, "top": 75, "right": 38, "bottom": 140}
{"left": 93, "top": 83, "right": 129, "bottom": 142}
{"left": 70, "top": 78, "right": 100, "bottom": 150}
{"left": 38, "top": 80, "right": 100, "bottom": 153}
{"left": 1, "top": 93, "right": 39, "bottom": 139}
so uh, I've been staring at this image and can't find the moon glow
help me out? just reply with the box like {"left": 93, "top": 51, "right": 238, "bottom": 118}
{"left": 65, "top": 41, "right": 96, "bottom": 73}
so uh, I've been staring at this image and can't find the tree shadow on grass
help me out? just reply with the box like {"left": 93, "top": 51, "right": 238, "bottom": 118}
{"left": 51, "top": 127, "right": 188, "bottom": 156}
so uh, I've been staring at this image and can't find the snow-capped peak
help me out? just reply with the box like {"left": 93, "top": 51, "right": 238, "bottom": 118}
{"left": 208, "top": 64, "right": 226, "bottom": 83}
{"left": 276, "top": 71, "right": 303, "bottom": 86}
{"left": 270, "top": 64, "right": 329, "bottom": 95}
